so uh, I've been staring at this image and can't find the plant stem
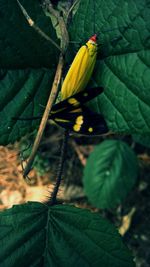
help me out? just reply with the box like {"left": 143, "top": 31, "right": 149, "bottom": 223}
{"left": 48, "top": 129, "right": 69, "bottom": 205}
{"left": 43, "top": 0, "right": 69, "bottom": 52}
{"left": 16, "top": 0, "right": 62, "bottom": 52}
{"left": 23, "top": 53, "right": 64, "bottom": 178}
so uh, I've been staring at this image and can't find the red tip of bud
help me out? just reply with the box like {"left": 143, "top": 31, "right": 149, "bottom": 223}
{"left": 89, "top": 34, "right": 97, "bottom": 42}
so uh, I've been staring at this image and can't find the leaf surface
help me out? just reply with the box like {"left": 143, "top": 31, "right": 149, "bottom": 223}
{"left": 0, "top": 69, "right": 54, "bottom": 144}
{"left": 0, "top": 0, "right": 58, "bottom": 144}
{"left": 83, "top": 140, "right": 138, "bottom": 208}
{"left": 0, "top": 202, "right": 135, "bottom": 267}
{"left": 1, "top": 0, "right": 150, "bottom": 144}
{"left": 69, "top": 0, "right": 150, "bottom": 134}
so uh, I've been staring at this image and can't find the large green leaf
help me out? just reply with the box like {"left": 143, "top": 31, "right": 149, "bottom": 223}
{"left": 0, "top": 0, "right": 59, "bottom": 145}
{"left": 0, "top": 69, "right": 55, "bottom": 144}
{"left": 83, "top": 140, "right": 138, "bottom": 209}
{"left": 0, "top": 0, "right": 59, "bottom": 68}
{"left": 0, "top": 202, "right": 135, "bottom": 267}
{"left": 1, "top": 0, "right": 150, "bottom": 145}
{"left": 69, "top": 0, "right": 150, "bottom": 134}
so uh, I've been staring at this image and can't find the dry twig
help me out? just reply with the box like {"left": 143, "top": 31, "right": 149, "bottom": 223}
{"left": 16, "top": 0, "right": 71, "bottom": 178}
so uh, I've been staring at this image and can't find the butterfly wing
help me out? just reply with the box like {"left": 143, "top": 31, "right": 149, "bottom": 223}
{"left": 50, "top": 86, "right": 108, "bottom": 135}
{"left": 13, "top": 86, "right": 108, "bottom": 135}
{"left": 51, "top": 105, "right": 108, "bottom": 136}
{"left": 50, "top": 86, "right": 103, "bottom": 115}
{"left": 73, "top": 106, "right": 108, "bottom": 135}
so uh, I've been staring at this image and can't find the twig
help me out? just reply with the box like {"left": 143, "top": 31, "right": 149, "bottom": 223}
{"left": 42, "top": 0, "right": 69, "bottom": 51}
{"left": 66, "top": 0, "right": 80, "bottom": 25}
{"left": 71, "top": 140, "right": 87, "bottom": 166}
{"left": 47, "top": 129, "right": 69, "bottom": 205}
{"left": 16, "top": 0, "right": 62, "bottom": 52}
{"left": 23, "top": 53, "right": 64, "bottom": 178}
{"left": 16, "top": 1, "right": 73, "bottom": 180}
{"left": 16, "top": 1, "right": 69, "bottom": 177}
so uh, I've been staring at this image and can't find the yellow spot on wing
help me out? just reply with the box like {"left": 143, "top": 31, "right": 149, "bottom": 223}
{"left": 73, "top": 124, "right": 81, "bottom": 132}
{"left": 51, "top": 107, "right": 66, "bottom": 114}
{"left": 54, "top": 118, "right": 70, "bottom": 123}
{"left": 70, "top": 108, "right": 82, "bottom": 113}
{"left": 76, "top": 115, "right": 84, "bottom": 124}
{"left": 83, "top": 92, "right": 88, "bottom": 97}
{"left": 88, "top": 127, "right": 93, "bottom": 132}
{"left": 73, "top": 116, "right": 84, "bottom": 132}
{"left": 68, "top": 98, "right": 79, "bottom": 106}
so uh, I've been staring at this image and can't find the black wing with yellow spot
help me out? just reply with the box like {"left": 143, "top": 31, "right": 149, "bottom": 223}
{"left": 51, "top": 106, "right": 108, "bottom": 135}
{"left": 13, "top": 87, "right": 108, "bottom": 136}
{"left": 50, "top": 87, "right": 104, "bottom": 114}
{"left": 50, "top": 87, "right": 108, "bottom": 135}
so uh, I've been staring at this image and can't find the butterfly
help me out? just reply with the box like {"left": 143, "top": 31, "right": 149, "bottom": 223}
{"left": 13, "top": 87, "right": 108, "bottom": 136}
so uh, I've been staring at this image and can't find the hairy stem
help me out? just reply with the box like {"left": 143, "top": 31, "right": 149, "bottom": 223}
{"left": 48, "top": 129, "right": 69, "bottom": 205}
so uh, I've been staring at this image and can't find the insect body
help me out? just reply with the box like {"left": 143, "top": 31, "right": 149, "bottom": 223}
{"left": 61, "top": 35, "right": 98, "bottom": 100}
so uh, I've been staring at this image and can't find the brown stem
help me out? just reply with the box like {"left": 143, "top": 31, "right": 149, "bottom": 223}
{"left": 43, "top": 0, "right": 69, "bottom": 52}
{"left": 23, "top": 53, "right": 64, "bottom": 178}
{"left": 16, "top": 0, "right": 62, "bottom": 52}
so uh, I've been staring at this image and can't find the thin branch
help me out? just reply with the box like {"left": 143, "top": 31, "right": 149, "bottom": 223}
{"left": 42, "top": 0, "right": 69, "bottom": 51}
{"left": 16, "top": 1, "right": 70, "bottom": 179}
{"left": 16, "top": 0, "right": 62, "bottom": 52}
{"left": 66, "top": 0, "right": 80, "bottom": 25}
{"left": 23, "top": 53, "right": 64, "bottom": 178}
{"left": 71, "top": 140, "right": 87, "bottom": 166}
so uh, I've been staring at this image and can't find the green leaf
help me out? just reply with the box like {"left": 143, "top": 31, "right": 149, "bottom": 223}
{"left": 1, "top": 0, "right": 150, "bottom": 145}
{"left": 0, "top": 69, "right": 54, "bottom": 145}
{"left": 132, "top": 134, "right": 150, "bottom": 147}
{"left": 69, "top": 0, "right": 150, "bottom": 134}
{"left": 0, "top": 202, "right": 135, "bottom": 267}
{"left": 0, "top": 0, "right": 60, "bottom": 145}
{"left": 0, "top": 0, "right": 59, "bottom": 68}
{"left": 83, "top": 140, "right": 138, "bottom": 209}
